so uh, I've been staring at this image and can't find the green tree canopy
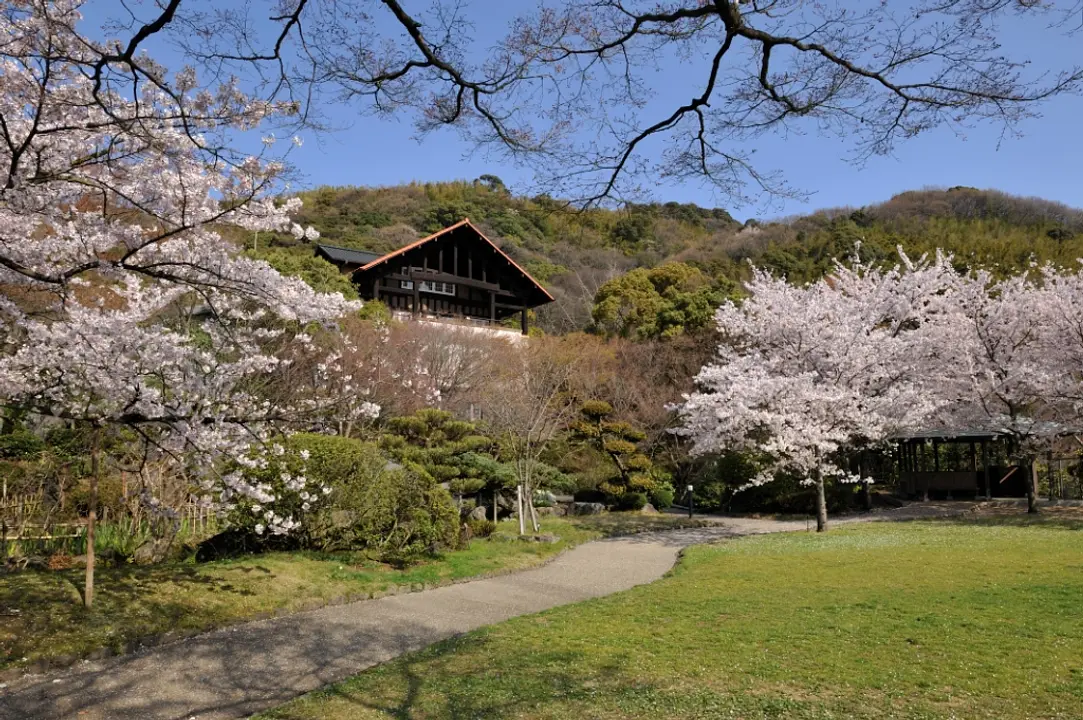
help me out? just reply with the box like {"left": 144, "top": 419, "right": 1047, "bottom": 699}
{"left": 381, "top": 410, "right": 502, "bottom": 496}
{"left": 247, "top": 247, "right": 359, "bottom": 300}
{"left": 592, "top": 263, "right": 730, "bottom": 339}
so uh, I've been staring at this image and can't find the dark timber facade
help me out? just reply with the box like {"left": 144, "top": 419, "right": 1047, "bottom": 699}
{"left": 315, "top": 219, "right": 553, "bottom": 335}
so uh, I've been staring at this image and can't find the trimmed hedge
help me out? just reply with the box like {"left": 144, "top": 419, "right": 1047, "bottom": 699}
{"left": 290, "top": 434, "right": 460, "bottom": 558}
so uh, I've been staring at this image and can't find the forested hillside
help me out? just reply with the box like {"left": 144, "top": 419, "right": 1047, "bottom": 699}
{"left": 258, "top": 180, "right": 1083, "bottom": 338}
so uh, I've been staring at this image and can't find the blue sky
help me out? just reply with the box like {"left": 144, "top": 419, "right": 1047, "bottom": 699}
{"left": 86, "top": 1, "right": 1083, "bottom": 221}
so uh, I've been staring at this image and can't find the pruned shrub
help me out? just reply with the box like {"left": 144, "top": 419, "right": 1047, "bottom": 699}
{"left": 649, "top": 482, "right": 675, "bottom": 510}
{"left": 573, "top": 488, "right": 607, "bottom": 504}
{"left": 466, "top": 517, "right": 497, "bottom": 538}
{"left": 614, "top": 491, "right": 648, "bottom": 511}
{"left": 300, "top": 435, "right": 459, "bottom": 558}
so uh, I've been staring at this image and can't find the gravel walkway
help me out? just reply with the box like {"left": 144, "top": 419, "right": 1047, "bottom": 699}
{"left": 0, "top": 503, "right": 977, "bottom": 720}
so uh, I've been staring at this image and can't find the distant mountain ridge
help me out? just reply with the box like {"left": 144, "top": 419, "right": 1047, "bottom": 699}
{"left": 249, "top": 180, "right": 1083, "bottom": 334}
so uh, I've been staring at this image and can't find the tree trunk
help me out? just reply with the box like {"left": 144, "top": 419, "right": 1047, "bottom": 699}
{"left": 523, "top": 466, "right": 540, "bottom": 532}
{"left": 815, "top": 473, "right": 828, "bottom": 533}
{"left": 528, "top": 497, "right": 540, "bottom": 533}
{"left": 861, "top": 481, "right": 872, "bottom": 510}
{"left": 1027, "top": 462, "right": 1040, "bottom": 514}
{"left": 517, "top": 484, "right": 525, "bottom": 535}
{"left": 85, "top": 428, "right": 101, "bottom": 609}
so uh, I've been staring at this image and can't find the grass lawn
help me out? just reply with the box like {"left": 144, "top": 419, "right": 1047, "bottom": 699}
{"left": 262, "top": 515, "right": 1083, "bottom": 720}
{"left": 0, "top": 514, "right": 701, "bottom": 671}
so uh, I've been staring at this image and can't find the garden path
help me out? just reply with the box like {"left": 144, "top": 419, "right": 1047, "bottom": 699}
{"left": 0, "top": 502, "right": 976, "bottom": 720}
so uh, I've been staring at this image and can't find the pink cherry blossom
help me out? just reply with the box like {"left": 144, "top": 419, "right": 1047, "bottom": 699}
{"left": 0, "top": 1, "right": 370, "bottom": 535}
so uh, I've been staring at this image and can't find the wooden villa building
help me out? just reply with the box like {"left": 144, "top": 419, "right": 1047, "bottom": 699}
{"left": 315, "top": 219, "right": 553, "bottom": 335}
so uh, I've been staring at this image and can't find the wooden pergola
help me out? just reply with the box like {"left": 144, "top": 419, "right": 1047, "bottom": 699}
{"left": 895, "top": 430, "right": 1000, "bottom": 501}
{"left": 895, "top": 421, "right": 1081, "bottom": 501}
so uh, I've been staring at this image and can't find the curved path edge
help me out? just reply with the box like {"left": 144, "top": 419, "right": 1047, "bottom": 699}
{"left": 0, "top": 503, "right": 977, "bottom": 720}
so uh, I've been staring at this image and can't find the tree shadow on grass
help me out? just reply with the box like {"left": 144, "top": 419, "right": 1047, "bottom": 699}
{"left": 567, "top": 514, "right": 711, "bottom": 538}
{"left": 282, "top": 640, "right": 629, "bottom": 720}
{"left": 0, "top": 561, "right": 278, "bottom": 668}
{"left": 1, "top": 610, "right": 605, "bottom": 719}
{"left": 936, "top": 512, "right": 1083, "bottom": 531}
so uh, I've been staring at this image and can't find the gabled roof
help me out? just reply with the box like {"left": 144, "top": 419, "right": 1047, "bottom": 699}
{"left": 315, "top": 244, "right": 383, "bottom": 266}
{"left": 358, "top": 219, "right": 555, "bottom": 302}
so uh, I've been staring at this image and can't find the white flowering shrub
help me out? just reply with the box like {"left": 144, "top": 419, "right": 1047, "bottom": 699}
{"left": 218, "top": 442, "right": 331, "bottom": 538}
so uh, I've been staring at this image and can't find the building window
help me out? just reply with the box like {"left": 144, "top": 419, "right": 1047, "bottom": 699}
{"left": 420, "top": 280, "right": 456, "bottom": 296}
{"left": 400, "top": 267, "right": 455, "bottom": 296}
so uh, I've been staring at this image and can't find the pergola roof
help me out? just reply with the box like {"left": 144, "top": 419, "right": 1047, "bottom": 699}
{"left": 892, "top": 416, "right": 1083, "bottom": 443}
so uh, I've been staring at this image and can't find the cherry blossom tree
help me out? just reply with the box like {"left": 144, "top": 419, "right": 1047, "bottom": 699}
{"left": 677, "top": 251, "right": 960, "bottom": 530}
{"left": 929, "top": 267, "right": 1082, "bottom": 513}
{"left": 1037, "top": 268, "right": 1083, "bottom": 420}
{"left": 0, "top": 1, "right": 361, "bottom": 605}
{"left": 680, "top": 249, "right": 1083, "bottom": 523}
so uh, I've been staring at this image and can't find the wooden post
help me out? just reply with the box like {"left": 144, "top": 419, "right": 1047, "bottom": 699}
{"left": 922, "top": 441, "right": 930, "bottom": 501}
{"left": 529, "top": 496, "right": 540, "bottom": 533}
{"left": 520, "top": 306, "right": 528, "bottom": 335}
{"left": 412, "top": 272, "right": 420, "bottom": 316}
{"left": 489, "top": 291, "right": 496, "bottom": 324}
{"left": 982, "top": 439, "right": 991, "bottom": 500}
{"left": 933, "top": 439, "right": 940, "bottom": 472}
{"left": 85, "top": 427, "right": 101, "bottom": 609}
{"left": 1048, "top": 451, "right": 1055, "bottom": 502}
{"left": 859, "top": 454, "right": 871, "bottom": 510}
{"left": 2, "top": 475, "right": 7, "bottom": 562}
{"left": 970, "top": 441, "right": 978, "bottom": 498}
